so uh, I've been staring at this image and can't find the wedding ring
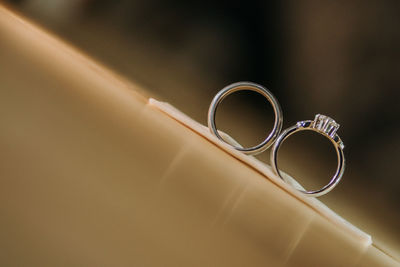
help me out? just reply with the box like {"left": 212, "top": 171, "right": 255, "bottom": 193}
{"left": 208, "top": 82, "right": 283, "bottom": 155}
{"left": 270, "top": 114, "right": 345, "bottom": 197}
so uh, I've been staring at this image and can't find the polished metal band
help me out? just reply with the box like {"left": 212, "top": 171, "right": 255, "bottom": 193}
{"left": 270, "top": 114, "right": 345, "bottom": 197}
{"left": 208, "top": 82, "right": 283, "bottom": 155}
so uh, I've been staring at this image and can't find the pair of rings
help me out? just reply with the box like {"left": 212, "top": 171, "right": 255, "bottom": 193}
{"left": 208, "top": 82, "right": 345, "bottom": 197}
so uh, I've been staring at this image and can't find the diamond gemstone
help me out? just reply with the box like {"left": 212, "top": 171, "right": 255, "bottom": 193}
{"left": 312, "top": 114, "right": 340, "bottom": 137}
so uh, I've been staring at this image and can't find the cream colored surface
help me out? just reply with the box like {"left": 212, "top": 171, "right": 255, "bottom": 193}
{"left": 150, "top": 99, "right": 370, "bottom": 242}
{"left": 0, "top": 5, "right": 398, "bottom": 266}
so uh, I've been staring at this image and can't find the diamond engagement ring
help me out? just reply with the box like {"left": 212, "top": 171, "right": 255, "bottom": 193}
{"left": 270, "top": 114, "right": 345, "bottom": 197}
{"left": 208, "top": 82, "right": 283, "bottom": 155}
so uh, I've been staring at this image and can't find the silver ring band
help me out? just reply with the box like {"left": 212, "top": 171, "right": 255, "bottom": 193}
{"left": 270, "top": 114, "right": 345, "bottom": 197}
{"left": 208, "top": 82, "right": 283, "bottom": 155}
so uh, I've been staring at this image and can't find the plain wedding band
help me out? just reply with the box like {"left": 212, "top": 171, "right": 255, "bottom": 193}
{"left": 208, "top": 81, "right": 283, "bottom": 155}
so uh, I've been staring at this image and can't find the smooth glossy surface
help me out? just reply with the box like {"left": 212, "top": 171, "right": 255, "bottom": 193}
{"left": 271, "top": 115, "right": 345, "bottom": 197}
{"left": 208, "top": 82, "right": 283, "bottom": 155}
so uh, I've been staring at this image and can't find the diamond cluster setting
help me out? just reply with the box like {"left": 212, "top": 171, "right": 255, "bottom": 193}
{"left": 312, "top": 114, "right": 340, "bottom": 138}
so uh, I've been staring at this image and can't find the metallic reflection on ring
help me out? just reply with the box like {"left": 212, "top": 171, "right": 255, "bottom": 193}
{"left": 208, "top": 82, "right": 283, "bottom": 155}
{"left": 270, "top": 114, "right": 345, "bottom": 197}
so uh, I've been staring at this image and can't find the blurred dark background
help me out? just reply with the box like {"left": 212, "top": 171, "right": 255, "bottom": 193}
{"left": 3, "top": 0, "right": 400, "bottom": 255}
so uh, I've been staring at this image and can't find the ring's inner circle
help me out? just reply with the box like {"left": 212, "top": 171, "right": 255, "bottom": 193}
{"left": 214, "top": 89, "right": 275, "bottom": 149}
{"left": 276, "top": 130, "right": 338, "bottom": 192}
